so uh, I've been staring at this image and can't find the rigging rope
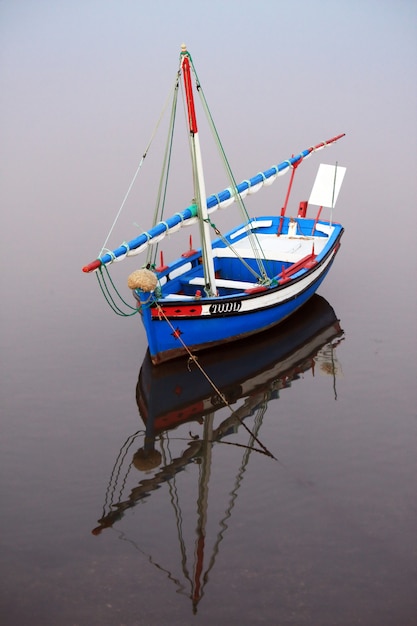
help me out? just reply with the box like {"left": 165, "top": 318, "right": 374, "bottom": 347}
{"left": 204, "top": 216, "right": 274, "bottom": 284}
{"left": 147, "top": 75, "right": 181, "bottom": 268}
{"left": 99, "top": 73, "right": 181, "bottom": 258}
{"left": 96, "top": 266, "right": 139, "bottom": 316}
{"left": 189, "top": 58, "right": 269, "bottom": 283}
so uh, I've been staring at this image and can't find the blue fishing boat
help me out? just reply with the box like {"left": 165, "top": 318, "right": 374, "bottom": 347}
{"left": 83, "top": 45, "right": 346, "bottom": 364}
{"left": 137, "top": 295, "right": 344, "bottom": 433}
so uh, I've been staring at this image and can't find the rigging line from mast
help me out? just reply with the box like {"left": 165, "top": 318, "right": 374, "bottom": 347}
{"left": 148, "top": 76, "right": 181, "bottom": 269}
{"left": 330, "top": 160, "right": 338, "bottom": 227}
{"left": 203, "top": 216, "right": 275, "bottom": 283}
{"left": 99, "top": 73, "right": 181, "bottom": 258}
{"left": 190, "top": 57, "right": 269, "bottom": 282}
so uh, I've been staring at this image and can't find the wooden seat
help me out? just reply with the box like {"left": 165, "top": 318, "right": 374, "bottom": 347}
{"left": 189, "top": 276, "right": 260, "bottom": 290}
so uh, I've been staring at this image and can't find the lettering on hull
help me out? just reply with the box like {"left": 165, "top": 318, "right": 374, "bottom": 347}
{"left": 209, "top": 301, "right": 242, "bottom": 315}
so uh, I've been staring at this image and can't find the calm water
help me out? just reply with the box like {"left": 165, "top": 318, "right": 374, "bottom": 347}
{"left": 1, "top": 226, "right": 416, "bottom": 625}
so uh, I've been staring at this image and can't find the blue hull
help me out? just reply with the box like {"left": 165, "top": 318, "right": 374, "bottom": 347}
{"left": 135, "top": 217, "right": 343, "bottom": 364}
{"left": 137, "top": 294, "right": 342, "bottom": 431}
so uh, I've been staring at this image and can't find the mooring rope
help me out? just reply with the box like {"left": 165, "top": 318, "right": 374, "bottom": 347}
{"left": 96, "top": 270, "right": 273, "bottom": 459}
{"left": 153, "top": 299, "right": 276, "bottom": 460}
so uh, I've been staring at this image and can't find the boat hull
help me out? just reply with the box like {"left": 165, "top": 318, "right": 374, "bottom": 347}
{"left": 137, "top": 227, "right": 343, "bottom": 364}
{"left": 137, "top": 294, "right": 343, "bottom": 431}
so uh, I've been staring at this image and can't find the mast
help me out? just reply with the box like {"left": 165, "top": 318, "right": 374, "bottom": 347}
{"left": 192, "top": 411, "right": 214, "bottom": 612}
{"left": 180, "top": 44, "right": 217, "bottom": 296}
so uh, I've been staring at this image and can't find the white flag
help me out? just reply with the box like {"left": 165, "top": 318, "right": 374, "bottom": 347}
{"left": 309, "top": 163, "right": 346, "bottom": 208}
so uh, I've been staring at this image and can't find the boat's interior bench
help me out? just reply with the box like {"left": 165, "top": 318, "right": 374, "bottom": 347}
{"left": 189, "top": 276, "right": 260, "bottom": 291}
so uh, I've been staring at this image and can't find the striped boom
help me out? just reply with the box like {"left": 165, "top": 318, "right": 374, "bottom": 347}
{"left": 82, "top": 134, "right": 345, "bottom": 273}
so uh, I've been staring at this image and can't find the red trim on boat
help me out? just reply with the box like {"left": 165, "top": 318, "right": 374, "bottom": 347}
{"left": 181, "top": 54, "right": 198, "bottom": 134}
{"left": 244, "top": 285, "right": 268, "bottom": 294}
{"left": 82, "top": 259, "right": 101, "bottom": 273}
{"left": 151, "top": 304, "right": 203, "bottom": 318}
{"left": 278, "top": 253, "right": 318, "bottom": 284}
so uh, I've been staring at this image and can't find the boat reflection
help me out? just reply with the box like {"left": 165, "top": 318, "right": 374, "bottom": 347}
{"left": 92, "top": 295, "right": 344, "bottom": 612}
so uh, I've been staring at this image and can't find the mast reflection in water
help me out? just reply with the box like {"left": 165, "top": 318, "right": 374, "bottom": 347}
{"left": 92, "top": 295, "right": 344, "bottom": 613}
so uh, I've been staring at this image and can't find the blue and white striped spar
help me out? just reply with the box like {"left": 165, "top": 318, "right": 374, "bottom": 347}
{"left": 82, "top": 133, "right": 345, "bottom": 275}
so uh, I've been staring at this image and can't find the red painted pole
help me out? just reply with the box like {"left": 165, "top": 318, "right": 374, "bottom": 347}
{"left": 312, "top": 206, "right": 323, "bottom": 235}
{"left": 180, "top": 46, "right": 198, "bottom": 134}
{"left": 310, "top": 133, "right": 346, "bottom": 152}
{"left": 82, "top": 259, "right": 102, "bottom": 273}
{"left": 278, "top": 157, "right": 301, "bottom": 235}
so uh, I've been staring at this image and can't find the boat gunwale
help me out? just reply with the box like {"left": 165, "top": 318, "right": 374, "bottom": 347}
{"left": 145, "top": 228, "right": 344, "bottom": 320}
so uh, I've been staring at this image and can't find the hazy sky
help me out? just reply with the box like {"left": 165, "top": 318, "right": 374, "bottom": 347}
{"left": 1, "top": 0, "right": 416, "bottom": 294}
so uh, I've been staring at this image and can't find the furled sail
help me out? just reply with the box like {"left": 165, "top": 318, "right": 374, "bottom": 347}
{"left": 82, "top": 133, "right": 345, "bottom": 273}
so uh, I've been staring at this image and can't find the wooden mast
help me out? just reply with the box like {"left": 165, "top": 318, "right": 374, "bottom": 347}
{"left": 180, "top": 44, "right": 217, "bottom": 296}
